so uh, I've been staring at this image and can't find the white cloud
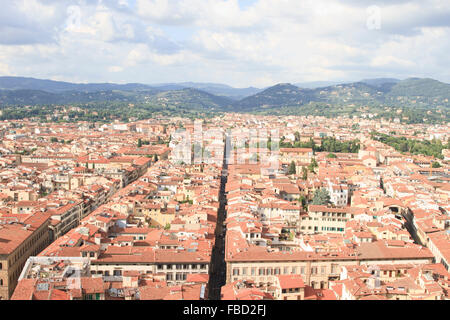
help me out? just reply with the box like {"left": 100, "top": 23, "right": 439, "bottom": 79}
{"left": 0, "top": 0, "right": 449, "bottom": 87}
{"left": 0, "top": 62, "right": 12, "bottom": 75}
{"left": 108, "top": 66, "right": 124, "bottom": 73}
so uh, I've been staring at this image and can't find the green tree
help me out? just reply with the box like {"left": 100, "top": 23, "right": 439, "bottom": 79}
{"left": 432, "top": 161, "right": 442, "bottom": 168}
{"left": 301, "top": 166, "right": 308, "bottom": 180}
{"left": 312, "top": 188, "right": 331, "bottom": 206}
{"left": 327, "top": 153, "right": 337, "bottom": 159}
{"left": 298, "top": 195, "right": 307, "bottom": 210}
{"left": 308, "top": 158, "right": 318, "bottom": 172}
{"left": 138, "top": 138, "right": 142, "bottom": 148}
{"left": 288, "top": 161, "right": 296, "bottom": 175}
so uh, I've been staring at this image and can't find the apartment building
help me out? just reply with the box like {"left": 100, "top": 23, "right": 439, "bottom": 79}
{"left": 299, "top": 205, "right": 352, "bottom": 234}
{"left": 279, "top": 148, "right": 313, "bottom": 164}
{"left": 89, "top": 248, "right": 210, "bottom": 285}
{"left": 47, "top": 201, "right": 84, "bottom": 241}
{"left": 0, "top": 213, "right": 50, "bottom": 300}
{"left": 225, "top": 233, "right": 434, "bottom": 291}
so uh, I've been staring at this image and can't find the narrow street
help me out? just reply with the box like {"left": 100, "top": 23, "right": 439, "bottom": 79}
{"left": 207, "top": 137, "right": 228, "bottom": 300}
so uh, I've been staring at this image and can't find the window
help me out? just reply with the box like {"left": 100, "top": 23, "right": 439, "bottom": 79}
{"left": 0, "top": 263, "right": 2, "bottom": 270}
{"left": 331, "top": 264, "right": 337, "bottom": 274}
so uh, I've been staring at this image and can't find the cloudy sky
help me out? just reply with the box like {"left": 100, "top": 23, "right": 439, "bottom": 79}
{"left": 0, "top": 0, "right": 449, "bottom": 87}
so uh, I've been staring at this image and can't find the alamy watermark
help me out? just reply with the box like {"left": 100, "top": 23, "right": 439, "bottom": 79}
{"left": 367, "top": 5, "right": 381, "bottom": 30}
{"left": 170, "top": 120, "right": 280, "bottom": 171}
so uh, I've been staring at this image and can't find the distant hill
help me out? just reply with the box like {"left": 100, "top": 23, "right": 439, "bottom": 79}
{"left": 0, "top": 89, "right": 154, "bottom": 105}
{"left": 142, "top": 88, "right": 234, "bottom": 110}
{"left": 294, "top": 78, "right": 400, "bottom": 89}
{"left": 231, "top": 78, "right": 450, "bottom": 112}
{"left": 0, "top": 76, "right": 448, "bottom": 123}
{"left": 0, "top": 76, "right": 154, "bottom": 93}
{"left": 295, "top": 81, "right": 345, "bottom": 89}
{"left": 386, "top": 78, "right": 450, "bottom": 99}
{"left": 0, "top": 77, "right": 261, "bottom": 100}
{"left": 150, "top": 82, "right": 262, "bottom": 100}
{"left": 234, "top": 83, "right": 314, "bottom": 110}
{"left": 360, "top": 78, "right": 400, "bottom": 87}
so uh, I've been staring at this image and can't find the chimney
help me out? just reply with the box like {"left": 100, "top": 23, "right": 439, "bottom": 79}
{"left": 94, "top": 234, "right": 101, "bottom": 245}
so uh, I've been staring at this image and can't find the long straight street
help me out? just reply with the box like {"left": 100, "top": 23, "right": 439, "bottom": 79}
{"left": 207, "top": 137, "right": 228, "bottom": 300}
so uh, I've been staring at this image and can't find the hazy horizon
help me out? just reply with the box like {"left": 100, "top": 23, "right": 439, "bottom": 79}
{"left": 2, "top": 75, "right": 448, "bottom": 90}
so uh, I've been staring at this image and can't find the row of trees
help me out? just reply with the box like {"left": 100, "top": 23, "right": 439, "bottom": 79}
{"left": 371, "top": 132, "right": 448, "bottom": 159}
{"left": 0, "top": 100, "right": 219, "bottom": 123}
{"left": 316, "top": 137, "right": 360, "bottom": 153}
{"left": 280, "top": 135, "right": 360, "bottom": 154}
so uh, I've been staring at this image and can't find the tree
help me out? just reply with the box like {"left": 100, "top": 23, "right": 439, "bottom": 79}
{"left": 294, "top": 131, "right": 301, "bottom": 142}
{"left": 301, "top": 166, "right": 308, "bottom": 180}
{"left": 50, "top": 137, "right": 58, "bottom": 143}
{"left": 327, "top": 153, "right": 337, "bottom": 159}
{"left": 432, "top": 161, "right": 442, "bottom": 168}
{"left": 298, "top": 195, "right": 307, "bottom": 210}
{"left": 138, "top": 138, "right": 142, "bottom": 148}
{"left": 164, "top": 223, "right": 171, "bottom": 230}
{"left": 312, "top": 188, "right": 331, "bottom": 205}
{"left": 308, "top": 158, "right": 318, "bottom": 172}
{"left": 288, "top": 231, "right": 295, "bottom": 241}
{"left": 288, "top": 161, "right": 296, "bottom": 175}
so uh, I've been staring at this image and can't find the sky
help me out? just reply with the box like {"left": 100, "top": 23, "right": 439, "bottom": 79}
{"left": 0, "top": 0, "right": 449, "bottom": 88}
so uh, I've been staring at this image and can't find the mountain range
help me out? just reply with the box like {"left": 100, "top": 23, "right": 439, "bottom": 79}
{"left": 0, "top": 77, "right": 262, "bottom": 100}
{"left": 0, "top": 76, "right": 449, "bottom": 116}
